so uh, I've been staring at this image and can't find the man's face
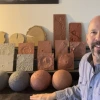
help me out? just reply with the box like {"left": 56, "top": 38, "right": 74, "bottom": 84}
{"left": 87, "top": 19, "right": 100, "bottom": 59}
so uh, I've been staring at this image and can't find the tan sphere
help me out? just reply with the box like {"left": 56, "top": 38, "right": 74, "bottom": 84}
{"left": 52, "top": 70, "right": 72, "bottom": 90}
{"left": 30, "top": 70, "right": 51, "bottom": 91}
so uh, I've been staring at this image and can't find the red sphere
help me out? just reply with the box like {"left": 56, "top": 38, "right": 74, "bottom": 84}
{"left": 52, "top": 70, "right": 72, "bottom": 90}
{"left": 30, "top": 70, "right": 51, "bottom": 91}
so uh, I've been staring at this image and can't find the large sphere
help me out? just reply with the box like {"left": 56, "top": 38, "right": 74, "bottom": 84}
{"left": 9, "top": 71, "right": 30, "bottom": 92}
{"left": 30, "top": 70, "right": 51, "bottom": 91}
{"left": 52, "top": 70, "right": 72, "bottom": 90}
{"left": 0, "top": 71, "right": 9, "bottom": 91}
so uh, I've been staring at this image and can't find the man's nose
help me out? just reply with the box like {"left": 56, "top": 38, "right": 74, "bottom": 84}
{"left": 96, "top": 31, "right": 100, "bottom": 41}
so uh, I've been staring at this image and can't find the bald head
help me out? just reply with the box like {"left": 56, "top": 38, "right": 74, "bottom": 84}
{"left": 88, "top": 15, "right": 100, "bottom": 31}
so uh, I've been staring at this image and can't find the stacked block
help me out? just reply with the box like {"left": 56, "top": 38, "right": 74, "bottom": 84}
{"left": 0, "top": 43, "right": 15, "bottom": 71}
{"left": 16, "top": 43, "right": 34, "bottom": 71}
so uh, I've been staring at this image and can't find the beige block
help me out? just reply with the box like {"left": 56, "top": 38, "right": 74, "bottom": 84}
{"left": 0, "top": 55, "right": 14, "bottom": 71}
{"left": 0, "top": 31, "right": 6, "bottom": 43}
{"left": 9, "top": 33, "right": 25, "bottom": 47}
{"left": 26, "top": 26, "right": 46, "bottom": 46}
{"left": 16, "top": 54, "right": 34, "bottom": 71}
{"left": 0, "top": 43, "right": 15, "bottom": 55}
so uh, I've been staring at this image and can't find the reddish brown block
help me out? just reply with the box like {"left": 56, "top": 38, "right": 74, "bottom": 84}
{"left": 18, "top": 43, "right": 34, "bottom": 54}
{"left": 70, "top": 42, "right": 86, "bottom": 59}
{"left": 38, "top": 53, "right": 54, "bottom": 70}
{"left": 69, "top": 23, "right": 81, "bottom": 42}
{"left": 38, "top": 41, "right": 52, "bottom": 55}
{"left": 55, "top": 40, "right": 68, "bottom": 59}
{"left": 58, "top": 52, "right": 74, "bottom": 70}
{"left": 54, "top": 14, "right": 66, "bottom": 41}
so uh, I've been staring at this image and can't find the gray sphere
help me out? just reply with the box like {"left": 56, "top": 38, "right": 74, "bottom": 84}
{"left": 0, "top": 71, "right": 9, "bottom": 91}
{"left": 9, "top": 71, "right": 30, "bottom": 92}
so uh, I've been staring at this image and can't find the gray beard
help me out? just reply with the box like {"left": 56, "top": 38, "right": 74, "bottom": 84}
{"left": 91, "top": 48, "right": 100, "bottom": 63}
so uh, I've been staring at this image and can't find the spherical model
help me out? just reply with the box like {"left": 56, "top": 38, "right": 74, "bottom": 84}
{"left": 30, "top": 70, "right": 51, "bottom": 91}
{"left": 9, "top": 71, "right": 30, "bottom": 92}
{"left": 52, "top": 70, "right": 72, "bottom": 90}
{"left": 0, "top": 71, "right": 9, "bottom": 91}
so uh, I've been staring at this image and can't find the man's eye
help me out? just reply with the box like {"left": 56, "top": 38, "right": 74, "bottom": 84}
{"left": 91, "top": 31, "right": 97, "bottom": 34}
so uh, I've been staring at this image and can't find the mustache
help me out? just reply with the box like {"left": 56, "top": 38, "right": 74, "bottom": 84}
{"left": 91, "top": 41, "right": 100, "bottom": 49}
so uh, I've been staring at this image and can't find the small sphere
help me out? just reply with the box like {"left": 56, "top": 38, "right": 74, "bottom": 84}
{"left": 52, "top": 70, "right": 72, "bottom": 90}
{"left": 30, "top": 70, "right": 51, "bottom": 91}
{"left": 0, "top": 71, "right": 9, "bottom": 91}
{"left": 9, "top": 71, "right": 30, "bottom": 92}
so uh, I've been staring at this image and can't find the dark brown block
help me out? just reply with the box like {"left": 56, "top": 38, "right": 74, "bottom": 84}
{"left": 18, "top": 43, "right": 34, "bottom": 54}
{"left": 55, "top": 40, "right": 68, "bottom": 59}
{"left": 38, "top": 53, "right": 54, "bottom": 70}
{"left": 58, "top": 52, "right": 74, "bottom": 70}
{"left": 54, "top": 14, "right": 66, "bottom": 41}
{"left": 70, "top": 42, "right": 86, "bottom": 59}
{"left": 38, "top": 41, "right": 52, "bottom": 55}
{"left": 69, "top": 23, "right": 81, "bottom": 42}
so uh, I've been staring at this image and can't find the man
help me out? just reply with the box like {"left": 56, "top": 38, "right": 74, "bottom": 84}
{"left": 30, "top": 15, "right": 100, "bottom": 100}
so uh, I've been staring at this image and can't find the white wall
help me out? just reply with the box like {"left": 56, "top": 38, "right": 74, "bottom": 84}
{"left": 0, "top": 0, "right": 100, "bottom": 44}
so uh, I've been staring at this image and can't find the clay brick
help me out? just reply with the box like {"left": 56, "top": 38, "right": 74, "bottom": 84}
{"left": 55, "top": 40, "right": 68, "bottom": 59}
{"left": 58, "top": 52, "right": 74, "bottom": 70}
{"left": 70, "top": 42, "right": 86, "bottom": 59}
{"left": 54, "top": 14, "right": 66, "bottom": 41}
{"left": 18, "top": 43, "right": 34, "bottom": 54}
{"left": 69, "top": 23, "right": 81, "bottom": 42}
{"left": 16, "top": 54, "right": 34, "bottom": 71}
{"left": 38, "top": 41, "right": 52, "bottom": 55}
{"left": 38, "top": 53, "right": 54, "bottom": 70}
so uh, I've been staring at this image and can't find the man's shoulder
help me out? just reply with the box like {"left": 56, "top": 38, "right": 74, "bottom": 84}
{"left": 81, "top": 52, "right": 92, "bottom": 61}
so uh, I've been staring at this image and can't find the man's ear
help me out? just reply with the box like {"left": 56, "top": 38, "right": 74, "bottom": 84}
{"left": 86, "top": 33, "right": 88, "bottom": 43}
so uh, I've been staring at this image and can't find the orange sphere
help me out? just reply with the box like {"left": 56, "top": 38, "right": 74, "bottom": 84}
{"left": 30, "top": 70, "right": 51, "bottom": 91}
{"left": 52, "top": 70, "right": 72, "bottom": 90}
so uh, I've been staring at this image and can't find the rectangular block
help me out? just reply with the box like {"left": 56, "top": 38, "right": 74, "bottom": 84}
{"left": 0, "top": 55, "right": 14, "bottom": 71}
{"left": 16, "top": 54, "right": 34, "bottom": 71}
{"left": 0, "top": 43, "right": 15, "bottom": 55}
{"left": 55, "top": 40, "right": 68, "bottom": 59}
{"left": 69, "top": 23, "right": 81, "bottom": 42}
{"left": 18, "top": 43, "right": 34, "bottom": 54}
{"left": 53, "top": 14, "right": 66, "bottom": 41}
{"left": 38, "top": 41, "right": 52, "bottom": 55}
{"left": 70, "top": 42, "right": 86, "bottom": 59}
{"left": 58, "top": 52, "right": 74, "bottom": 70}
{"left": 38, "top": 53, "right": 54, "bottom": 70}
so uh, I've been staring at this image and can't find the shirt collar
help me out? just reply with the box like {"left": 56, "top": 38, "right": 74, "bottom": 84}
{"left": 87, "top": 53, "right": 95, "bottom": 71}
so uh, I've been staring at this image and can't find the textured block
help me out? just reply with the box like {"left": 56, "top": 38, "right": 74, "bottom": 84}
{"left": 58, "top": 52, "right": 74, "bottom": 70}
{"left": 38, "top": 41, "right": 52, "bottom": 55}
{"left": 55, "top": 40, "right": 68, "bottom": 59}
{"left": 70, "top": 42, "right": 86, "bottom": 59}
{"left": 38, "top": 53, "right": 54, "bottom": 70}
{"left": 69, "top": 23, "right": 81, "bottom": 42}
{"left": 0, "top": 55, "right": 14, "bottom": 71}
{"left": 16, "top": 54, "right": 34, "bottom": 71}
{"left": 0, "top": 43, "right": 15, "bottom": 55}
{"left": 54, "top": 14, "right": 66, "bottom": 41}
{"left": 18, "top": 43, "right": 34, "bottom": 54}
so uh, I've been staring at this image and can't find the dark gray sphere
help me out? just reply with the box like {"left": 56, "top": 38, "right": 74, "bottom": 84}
{"left": 9, "top": 71, "right": 30, "bottom": 92}
{"left": 0, "top": 71, "right": 9, "bottom": 91}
